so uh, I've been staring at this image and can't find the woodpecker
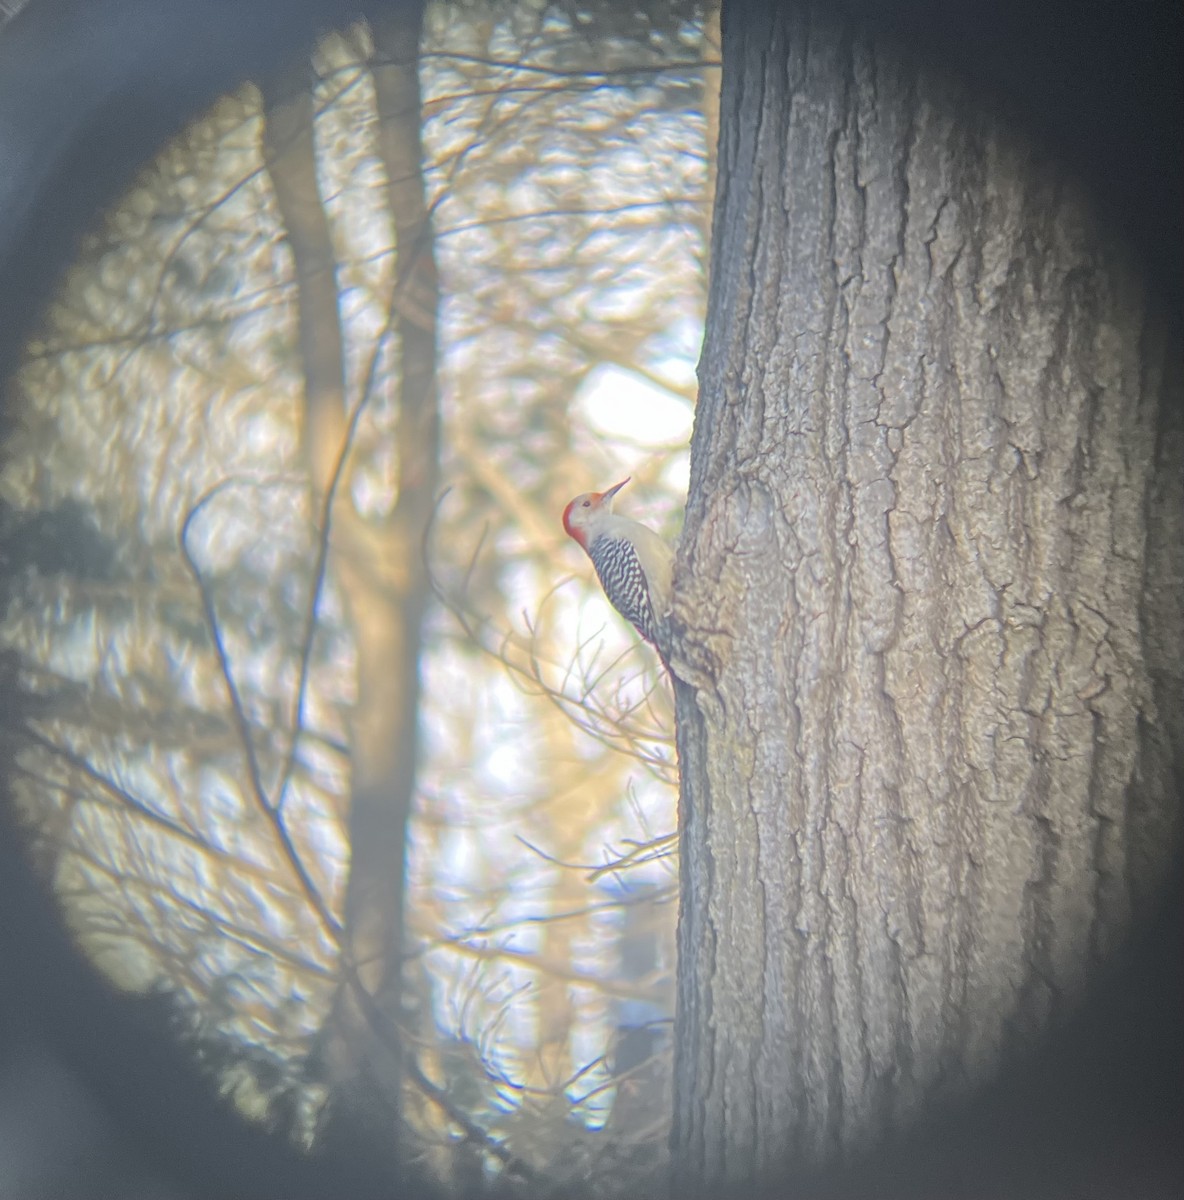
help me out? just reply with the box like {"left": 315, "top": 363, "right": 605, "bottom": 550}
{"left": 562, "top": 477, "right": 673, "bottom": 654}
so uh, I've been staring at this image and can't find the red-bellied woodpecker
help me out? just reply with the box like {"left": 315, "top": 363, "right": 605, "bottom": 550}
{"left": 562, "top": 477, "right": 673, "bottom": 654}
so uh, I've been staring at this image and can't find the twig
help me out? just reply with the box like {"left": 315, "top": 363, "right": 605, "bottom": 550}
{"left": 178, "top": 497, "right": 341, "bottom": 942}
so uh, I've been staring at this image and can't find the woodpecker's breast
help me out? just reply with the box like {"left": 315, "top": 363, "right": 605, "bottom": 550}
{"left": 587, "top": 534, "right": 660, "bottom": 646}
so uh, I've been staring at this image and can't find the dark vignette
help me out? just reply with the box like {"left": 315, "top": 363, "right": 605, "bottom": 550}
{"left": 0, "top": 0, "right": 1179, "bottom": 1197}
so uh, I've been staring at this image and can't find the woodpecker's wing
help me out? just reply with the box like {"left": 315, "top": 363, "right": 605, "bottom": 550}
{"left": 588, "top": 534, "right": 663, "bottom": 646}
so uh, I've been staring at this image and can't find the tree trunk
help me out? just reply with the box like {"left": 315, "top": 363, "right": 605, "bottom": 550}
{"left": 699, "top": 2, "right": 722, "bottom": 281}
{"left": 670, "top": 0, "right": 1183, "bottom": 1191}
{"left": 261, "top": 61, "right": 350, "bottom": 491}
{"left": 264, "top": 7, "right": 439, "bottom": 1149}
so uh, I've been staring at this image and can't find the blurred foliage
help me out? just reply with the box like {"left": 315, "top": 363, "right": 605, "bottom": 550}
{"left": 0, "top": 1, "right": 715, "bottom": 1192}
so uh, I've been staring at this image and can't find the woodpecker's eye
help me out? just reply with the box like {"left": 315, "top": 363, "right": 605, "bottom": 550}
{"left": 582, "top": 500, "right": 591, "bottom": 507}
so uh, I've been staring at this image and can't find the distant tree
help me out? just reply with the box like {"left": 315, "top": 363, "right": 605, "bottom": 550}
{"left": 259, "top": 4, "right": 442, "bottom": 1151}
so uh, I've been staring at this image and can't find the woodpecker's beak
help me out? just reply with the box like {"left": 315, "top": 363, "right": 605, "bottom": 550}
{"left": 602, "top": 477, "right": 630, "bottom": 504}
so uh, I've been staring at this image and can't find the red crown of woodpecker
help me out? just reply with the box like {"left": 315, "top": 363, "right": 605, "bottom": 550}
{"left": 562, "top": 477, "right": 630, "bottom": 547}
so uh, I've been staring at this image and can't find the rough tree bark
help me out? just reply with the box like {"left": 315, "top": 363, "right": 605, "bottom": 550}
{"left": 670, "top": 1, "right": 1183, "bottom": 1192}
{"left": 699, "top": 2, "right": 722, "bottom": 279}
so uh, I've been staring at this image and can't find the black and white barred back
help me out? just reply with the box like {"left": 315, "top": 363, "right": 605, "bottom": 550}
{"left": 588, "top": 534, "right": 660, "bottom": 646}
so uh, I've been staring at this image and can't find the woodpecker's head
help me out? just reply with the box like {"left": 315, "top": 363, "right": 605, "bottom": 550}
{"left": 562, "top": 477, "right": 629, "bottom": 549}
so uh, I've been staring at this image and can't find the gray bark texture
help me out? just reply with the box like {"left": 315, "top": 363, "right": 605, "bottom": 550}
{"left": 670, "top": 1, "right": 1183, "bottom": 1191}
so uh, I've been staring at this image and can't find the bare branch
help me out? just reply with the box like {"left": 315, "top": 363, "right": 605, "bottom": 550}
{"left": 179, "top": 491, "right": 342, "bottom": 942}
